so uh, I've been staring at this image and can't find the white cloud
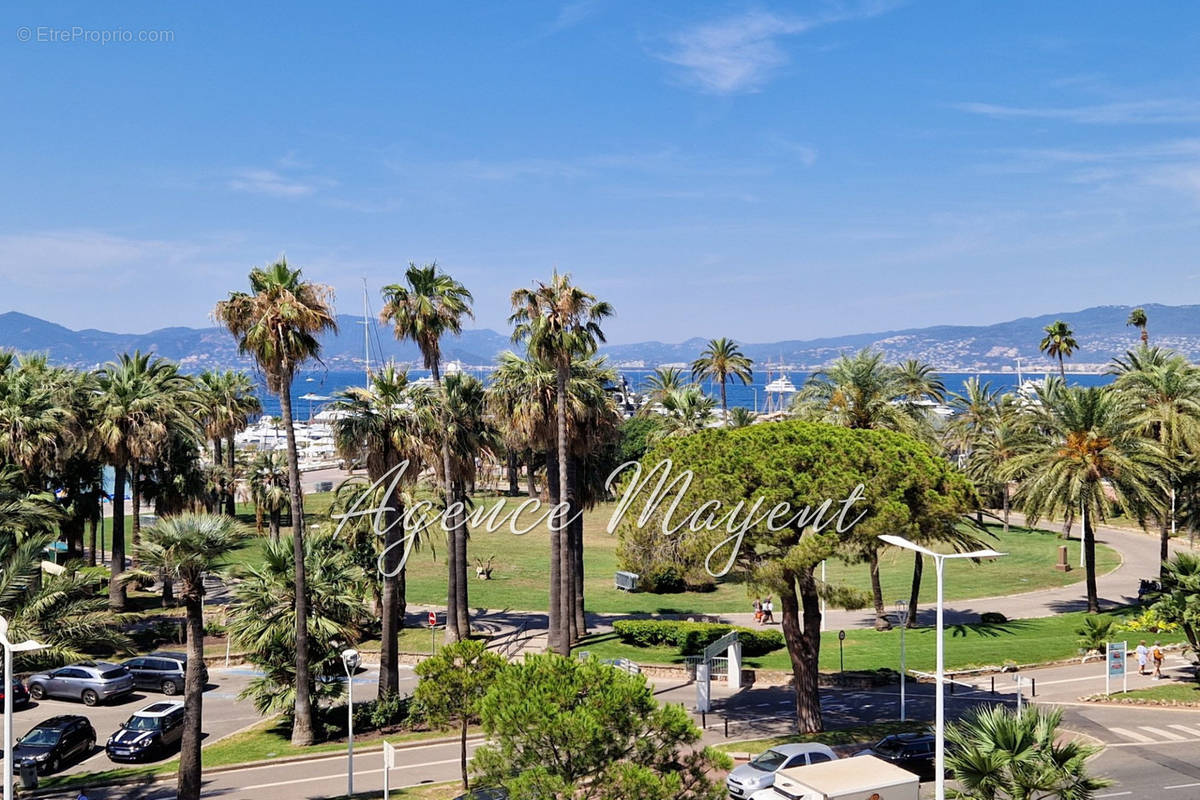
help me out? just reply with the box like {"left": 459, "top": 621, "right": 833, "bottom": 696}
{"left": 954, "top": 99, "right": 1200, "bottom": 125}
{"left": 658, "top": 3, "right": 897, "bottom": 94}
{"left": 228, "top": 168, "right": 317, "bottom": 198}
{"left": 547, "top": 0, "right": 601, "bottom": 34}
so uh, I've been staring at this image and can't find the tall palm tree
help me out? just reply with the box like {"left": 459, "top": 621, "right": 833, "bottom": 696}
{"left": 134, "top": 514, "right": 249, "bottom": 800}
{"left": 1039, "top": 320, "right": 1078, "bottom": 381}
{"left": 793, "top": 349, "right": 932, "bottom": 438}
{"left": 329, "top": 364, "right": 428, "bottom": 696}
{"left": 94, "top": 352, "right": 195, "bottom": 610}
{"left": 380, "top": 262, "right": 474, "bottom": 641}
{"left": 640, "top": 367, "right": 688, "bottom": 409}
{"left": 652, "top": 387, "right": 716, "bottom": 439}
{"left": 1127, "top": 307, "right": 1149, "bottom": 345}
{"left": 510, "top": 271, "right": 613, "bottom": 655}
{"left": 248, "top": 452, "right": 289, "bottom": 539}
{"left": 197, "top": 370, "right": 262, "bottom": 516}
{"left": 690, "top": 338, "right": 753, "bottom": 425}
{"left": 214, "top": 258, "right": 336, "bottom": 746}
{"left": 945, "top": 377, "right": 1001, "bottom": 464}
{"left": 965, "top": 400, "right": 1037, "bottom": 533}
{"left": 895, "top": 359, "right": 946, "bottom": 404}
{"left": 1007, "top": 387, "right": 1165, "bottom": 613}
{"left": 1114, "top": 354, "right": 1200, "bottom": 570}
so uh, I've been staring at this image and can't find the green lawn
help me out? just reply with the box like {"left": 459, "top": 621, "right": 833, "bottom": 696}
{"left": 715, "top": 720, "right": 930, "bottom": 754}
{"left": 574, "top": 607, "right": 1188, "bottom": 673}
{"left": 1113, "top": 682, "right": 1200, "bottom": 704}
{"left": 208, "top": 491, "right": 1122, "bottom": 616}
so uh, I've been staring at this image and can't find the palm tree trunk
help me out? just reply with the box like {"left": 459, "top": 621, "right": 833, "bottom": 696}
{"left": 110, "top": 461, "right": 128, "bottom": 610}
{"left": 571, "top": 493, "right": 587, "bottom": 639}
{"left": 545, "top": 447, "right": 561, "bottom": 651}
{"left": 720, "top": 381, "right": 728, "bottom": 426}
{"left": 162, "top": 571, "right": 174, "bottom": 607}
{"left": 565, "top": 457, "right": 579, "bottom": 646}
{"left": 781, "top": 569, "right": 824, "bottom": 733}
{"left": 87, "top": 515, "right": 98, "bottom": 567}
{"left": 454, "top": 479, "right": 470, "bottom": 638}
{"left": 279, "top": 381, "right": 316, "bottom": 746}
{"left": 269, "top": 508, "right": 280, "bottom": 540}
{"left": 1062, "top": 511, "right": 1073, "bottom": 540}
{"left": 906, "top": 552, "right": 922, "bottom": 629}
{"left": 432, "top": 361, "right": 461, "bottom": 643}
{"left": 225, "top": 435, "right": 237, "bottom": 516}
{"left": 1002, "top": 488, "right": 1010, "bottom": 534}
{"left": 554, "top": 363, "right": 572, "bottom": 656}
{"left": 507, "top": 451, "right": 519, "bottom": 496}
{"left": 526, "top": 451, "right": 536, "bottom": 498}
{"left": 177, "top": 589, "right": 206, "bottom": 800}
{"left": 379, "top": 490, "right": 402, "bottom": 697}
{"left": 869, "top": 550, "right": 890, "bottom": 630}
{"left": 255, "top": 504, "right": 264, "bottom": 534}
{"left": 131, "top": 458, "right": 142, "bottom": 550}
{"left": 1058, "top": 353, "right": 1066, "bottom": 381}
{"left": 459, "top": 716, "right": 469, "bottom": 790}
{"left": 1083, "top": 504, "right": 1099, "bottom": 614}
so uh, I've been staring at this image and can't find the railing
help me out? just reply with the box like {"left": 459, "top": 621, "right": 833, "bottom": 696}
{"left": 493, "top": 620, "right": 531, "bottom": 661}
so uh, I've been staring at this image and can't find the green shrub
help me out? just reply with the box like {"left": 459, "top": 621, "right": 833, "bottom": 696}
{"left": 980, "top": 612, "right": 1007, "bottom": 625}
{"left": 612, "top": 619, "right": 785, "bottom": 657}
{"left": 643, "top": 565, "right": 686, "bottom": 594}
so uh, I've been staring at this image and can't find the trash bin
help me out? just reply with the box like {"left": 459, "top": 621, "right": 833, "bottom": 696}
{"left": 19, "top": 761, "right": 38, "bottom": 789}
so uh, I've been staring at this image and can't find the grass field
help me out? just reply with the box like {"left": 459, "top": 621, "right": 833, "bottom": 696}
{"left": 1114, "top": 682, "right": 1200, "bottom": 704}
{"left": 574, "top": 607, "right": 1188, "bottom": 673}
{"left": 715, "top": 720, "right": 930, "bottom": 754}
{"left": 101, "top": 490, "right": 1120, "bottom": 615}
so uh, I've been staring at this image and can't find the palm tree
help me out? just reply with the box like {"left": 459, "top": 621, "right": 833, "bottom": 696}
{"left": 214, "top": 258, "right": 336, "bottom": 746}
{"left": 728, "top": 407, "right": 757, "bottom": 428}
{"left": 380, "top": 262, "right": 474, "bottom": 641}
{"left": 510, "top": 271, "right": 613, "bottom": 655}
{"left": 652, "top": 387, "right": 716, "bottom": 439}
{"left": 1114, "top": 354, "right": 1200, "bottom": 570}
{"left": 895, "top": 359, "right": 946, "bottom": 403}
{"left": 965, "top": 400, "right": 1038, "bottom": 533}
{"left": 691, "top": 338, "right": 753, "bottom": 425}
{"left": 197, "top": 370, "right": 262, "bottom": 516}
{"left": 248, "top": 452, "right": 289, "bottom": 539}
{"left": 640, "top": 367, "right": 688, "bottom": 409}
{"left": 94, "top": 352, "right": 195, "bottom": 610}
{"left": 1007, "top": 387, "right": 1166, "bottom": 612}
{"left": 793, "top": 349, "right": 932, "bottom": 439}
{"left": 329, "top": 364, "right": 428, "bottom": 696}
{"left": 1039, "top": 320, "right": 1078, "bottom": 380}
{"left": 1127, "top": 307, "right": 1149, "bottom": 345}
{"left": 0, "top": 354, "right": 80, "bottom": 488}
{"left": 946, "top": 704, "right": 1111, "bottom": 800}
{"left": 134, "top": 514, "right": 249, "bottom": 800}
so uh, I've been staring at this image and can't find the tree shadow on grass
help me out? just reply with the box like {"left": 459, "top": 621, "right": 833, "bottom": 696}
{"left": 942, "top": 619, "right": 1033, "bottom": 639}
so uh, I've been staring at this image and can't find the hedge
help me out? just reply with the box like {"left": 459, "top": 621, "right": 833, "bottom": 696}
{"left": 612, "top": 619, "right": 785, "bottom": 657}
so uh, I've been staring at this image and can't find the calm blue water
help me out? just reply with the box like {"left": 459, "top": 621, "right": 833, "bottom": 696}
{"left": 252, "top": 368, "right": 1115, "bottom": 419}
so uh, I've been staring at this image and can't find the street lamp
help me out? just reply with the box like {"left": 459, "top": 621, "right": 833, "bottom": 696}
{"left": 894, "top": 599, "right": 907, "bottom": 722}
{"left": 341, "top": 648, "right": 361, "bottom": 798}
{"left": 0, "top": 616, "right": 44, "bottom": 800}
{"left": 879, "top": 535, "right": 1004, "bottom": 800}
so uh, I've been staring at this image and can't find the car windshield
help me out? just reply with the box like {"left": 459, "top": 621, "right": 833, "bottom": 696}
{"left": 125, "top": 716, "right": 162, "bottom": 732}
{"left": 101, "top": 668, "right": 127, "bottom": 680}
{"left": 20, "top": 729, "right": 60, "bottom": 747}
{"left": 749, "top": 749, "right": 788, "bottom": 771}
{"left": 873, "top": 738, "right": 905, "bottom": 756}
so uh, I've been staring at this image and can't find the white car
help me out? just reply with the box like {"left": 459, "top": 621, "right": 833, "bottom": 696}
{"left": 726, "top": 743, "right": 838, "bottom": 798}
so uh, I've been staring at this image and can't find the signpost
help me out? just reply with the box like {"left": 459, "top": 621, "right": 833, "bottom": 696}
{"left": 1106, "top": 641, "right": 1128, "bottom": 696}
{"left": 838, "top": 629, "right": 846, "bottom": 673}
{"left": 382, "top": 740, "right": 396, "bottom": 799}
{"left": 428, "top": 611, "right": 438, "bottom": 654}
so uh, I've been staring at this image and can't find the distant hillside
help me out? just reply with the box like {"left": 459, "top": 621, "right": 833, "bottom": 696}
{"left": 1, "top": 303, "right": 1195, "bottom": 372}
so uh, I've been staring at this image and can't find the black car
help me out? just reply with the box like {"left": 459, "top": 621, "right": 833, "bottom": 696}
{"left": 120, "top": 652, "right": 206, "bottom": 696}
{"left": 857, "top": 732, "right": 937, "bottom": 780}
{"left": 106, "top": 701, "right": 186, "bottom": 762}
{"left": 0, "top": 679, "right": 29, "bottom": 709}
{"left": 11, "top": 715, "right": 96, "bottom": 775}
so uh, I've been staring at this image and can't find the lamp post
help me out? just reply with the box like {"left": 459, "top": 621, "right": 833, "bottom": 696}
{"left": 879, "top": 536, "right": 1004, "bottom": 800}
{"left": 894, "top": 599, "right": 907, "bottom": 722}
{"left": 0, "top": 616, "right": 44, "bottom": 800}
{"left": 341, "top": 648, "right": 361, "bottom": 798}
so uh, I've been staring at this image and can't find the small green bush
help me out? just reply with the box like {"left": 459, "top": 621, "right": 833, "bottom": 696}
{"left": 643, "top": 566, "right": 686, "bottom": 594}
{"left": 612, "top": 619, "right": 785, "bottom": 657}
{"left": 980, "top": 612, "right": 1007, "bottom": 625}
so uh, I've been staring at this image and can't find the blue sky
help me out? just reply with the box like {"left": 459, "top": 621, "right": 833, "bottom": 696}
{"left": 4, "top": 1, "right": 1200, "bottom": 343}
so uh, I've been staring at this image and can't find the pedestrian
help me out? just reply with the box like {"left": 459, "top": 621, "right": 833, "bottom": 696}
{"left": 1152, "top": 641, "right": 1164, "bottom": 679}
{"left": 762, "top": 597, "right": 774, "bottom": 624}
{"left": 1136, "top": 640, "right": 1149, "bottom": 675}
{"left": 76, "top": 793, "right": 90, "bottom": 800}
{"left": 752, "top": 597, "right": 763, "bottom": 625}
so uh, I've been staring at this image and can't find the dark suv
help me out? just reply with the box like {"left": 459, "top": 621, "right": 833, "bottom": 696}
{"left": 27, "top": 662, "right": 134, "bottom": 706}
{"left": 857, "top": 732, "right": 937, "bottom": 780}
{"left": 121, "top": 652, "right": 206, "bottom": 696}
{"left": 0, "top": 679, "right": 29, "bottom": 709}
{"left": 11, "top": 715, "right": 96, "bottom": 775}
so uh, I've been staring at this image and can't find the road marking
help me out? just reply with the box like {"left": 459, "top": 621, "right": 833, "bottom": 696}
{"left": 1095, "top": 792, "right": 1131, "bottom": 798}
{"left": 1140, "top": 726, "right": 1187, "bottom": 741}
{"left": 1164, "top": 782, "right": 1200, "bottom": 791}
{"left": 1109, "top": 727, "right": 1156, "bottom": 743}
{"left": 1168, "top": 724, "right": 1200, "bottom": 737}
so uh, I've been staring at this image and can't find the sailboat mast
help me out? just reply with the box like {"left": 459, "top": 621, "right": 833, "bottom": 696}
{"left": 362, "top": 278, "right": 371, "bottom": 386}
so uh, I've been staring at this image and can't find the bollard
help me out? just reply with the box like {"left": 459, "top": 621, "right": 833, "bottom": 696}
{"left": 701, "top": 710, "right": 706, "bottom": 729}
{"left": 1031, "top": 678, "right": 1036, "bottom": 697}
{"left": 990, "top": 675, "right": 995, "bottom": 695}
{"left": 949, "top": 676, "right": 955, "bottom": 695}
{"left": 724, "top": 715, "right": 729, "bottom": 737}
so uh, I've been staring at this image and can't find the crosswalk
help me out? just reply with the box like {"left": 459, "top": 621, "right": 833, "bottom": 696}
{"left": 1108, "top": 724, "right": 1200, "bottom": 746}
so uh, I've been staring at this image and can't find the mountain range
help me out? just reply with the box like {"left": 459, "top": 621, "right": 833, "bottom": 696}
{"left": 1, "top": 303, "right": 1196, "bottom": 373}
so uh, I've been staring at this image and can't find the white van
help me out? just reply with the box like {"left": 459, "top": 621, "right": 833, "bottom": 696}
{"left": 747, "top": 754, "right": 919, "bottom": 800}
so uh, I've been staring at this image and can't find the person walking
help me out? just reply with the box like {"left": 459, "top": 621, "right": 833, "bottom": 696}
{"left": 752, "top": 597, "right": 763, "bottom": 625}
{"left": 762, "top": 597, "right": 774, "bottom": 624}
{"left": 1136, "top": 640, "right": 1149, "bottom": 676}
{"left": 1152, "top": 641, "right": 1165, "bottom": 679}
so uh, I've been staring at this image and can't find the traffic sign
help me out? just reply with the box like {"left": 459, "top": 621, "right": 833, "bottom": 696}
{"left": 428, "top": 610, "right": 437, "bottom": 627}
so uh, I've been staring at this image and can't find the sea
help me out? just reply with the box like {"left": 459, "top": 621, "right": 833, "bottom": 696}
{"left": 252, "top": 367, "right": 1117, "bottom": 419}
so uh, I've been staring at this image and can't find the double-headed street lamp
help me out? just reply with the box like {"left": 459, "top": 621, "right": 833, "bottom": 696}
{"left": 879, "top": 535, "right": 1004, "bottom": 800}
{"left": 0, "top": 616, "right": 44, "bottom": 800}
{"left": 341, "top": 648, "right": 361, "bottom": 798}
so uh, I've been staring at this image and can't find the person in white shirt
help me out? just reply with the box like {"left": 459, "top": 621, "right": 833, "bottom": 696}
{"left": 1136, "top": 640, "right": 1149, "bottom": 675}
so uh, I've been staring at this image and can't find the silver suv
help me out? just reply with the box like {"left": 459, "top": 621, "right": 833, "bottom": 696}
{"left": 27, "top": 662, "right": 135, "bottom": 706}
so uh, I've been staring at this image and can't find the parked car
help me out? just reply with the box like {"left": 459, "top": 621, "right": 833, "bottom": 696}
{"left": 105, "top": 700, "right": 186, "bottom": 762}
{"left": 726, "top": 743, "right": 838, "bottom": 798}
{"left": 120, "top": 652, "right": 206, "bottom": 696}
{"left": 856, "top": 732, "right": 936, "bottom": 781}
{"left": 0, "top": 679, "right": 30, "bottom": 709}
{"left": 26, "top": 662, "right": 135, "bottom": 706}
{"left": 11, "top": 715, "right": 96, "bottom": 775}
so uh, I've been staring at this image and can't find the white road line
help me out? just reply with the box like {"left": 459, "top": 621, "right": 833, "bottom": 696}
{"left": 1164, "top": 782, "right": 1200, "bottom": 791}
{"left": 1095, "top": 792, "right": 1132, "bottom": 798}
{"left": 1168, "top": 724, "right": 1200, "bottom": 737}
{"left": 1140, "top": 726, "right": 1187, "bottom": 741}
{"left": 1109, "top": 727, "right": 1157, "bottom": 743}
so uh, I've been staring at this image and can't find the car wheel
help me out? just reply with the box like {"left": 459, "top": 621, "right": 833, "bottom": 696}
{"left": 28, "top": 684, "right": 44, "bottom": 700}
{"left": 47, "top": 756, "right": 60, "bottom": 774}
{"left": 81, "top": 689, "right": 99, "bottom": 706}
{"left": 84, "top": 736, "right": 95, "bottom": 756}
{"left": 161, "top": 679, "right": 179, "bottom": 695}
